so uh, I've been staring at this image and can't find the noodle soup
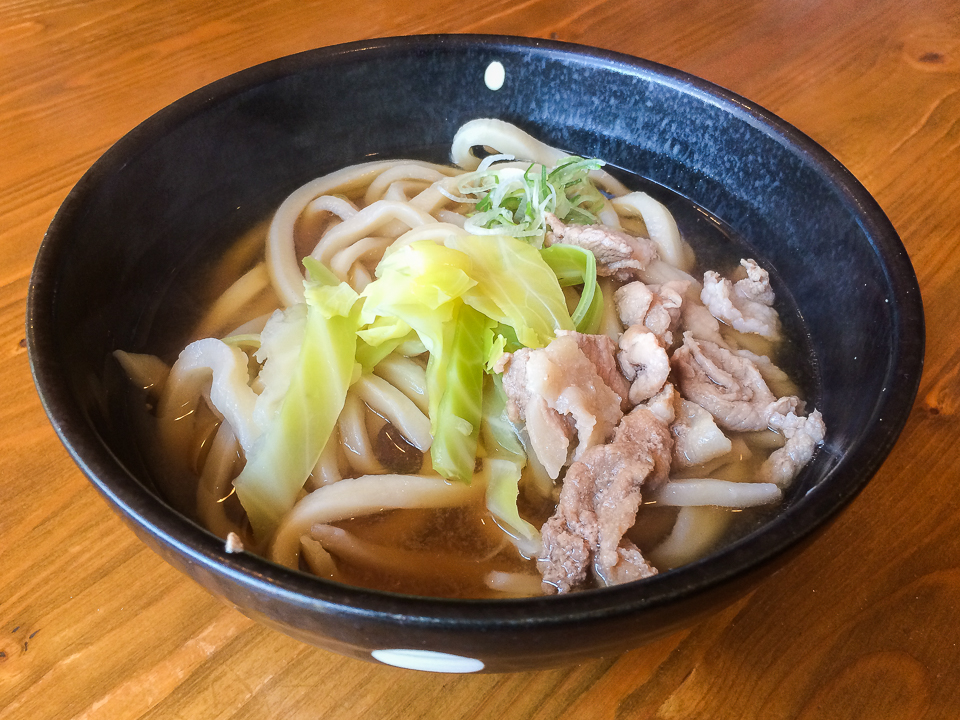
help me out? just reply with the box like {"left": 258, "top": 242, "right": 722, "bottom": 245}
{"left": 115, "top": 119, "right": 824, "bottom": 598}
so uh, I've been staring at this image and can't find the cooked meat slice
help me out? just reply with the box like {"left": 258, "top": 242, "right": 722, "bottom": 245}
{"left": 737, "top": 258, "right": 776, "bottom": 305}
{"left": 617, "top": 326, "right": 671, "bottom": 403}
{"left": 701, "top": 258, "right": 781, "bottom": 339}
{"left": 758, "top": 410, "right": 826, "bottom": 487}
{"left": 642, "top": 382, "right": 677, "bottom": 425}
{"left": 527, "top": 336, "right": 624, "bottom": 462}
{"left": 500, "top": 335, "right": 624, "bottom": 479}
{"left": 537, "top": 518, "right": 593, "bottom": 592}
{"left": 525, "top": 395, "right": 575, "bottom": 480}
{"left": 538, "top": 407, "right": 672, "bottom": 593}
{"left": 672, "top": 398, "right": 733, "bottom": 468}
{"left": 608, "top": 405, "right": 673, "bottom": 491}
{"left": 602, "top": 541, "right": 659, "bottom": 585}
{"left": 545, "top": 212, "right": 657, "bottom": 280}
{"left": 500, "top": 349, "right": 531, "bottom": 424}
{"left": 557, "top": 330, "right": 631, "bottom": 411}
{"left": 680, "top": 298, "right": 727, "bottom": 346}
{"left": 643, "top": 281, "right": 688, "bottom": 345}
{"left": 735, "top": 348, "right": 803, "bottom": 402}
{"left": 616, "top": 280, "right": 689, "bottom": 347}
{"left": 614, "top": 281, "right": 654, "bottom": 327}
{"left": 672, "top": 333, "right": 799, "bottom": 432}
{"left": 538, "top": 459, "right": 604, "bottom": 593}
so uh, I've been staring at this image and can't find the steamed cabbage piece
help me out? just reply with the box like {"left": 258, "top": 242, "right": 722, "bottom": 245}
{"left": 234, "top": 157, "right": 610, "bottom": 540}
{"left": 233, "top": 260, "right": 361, "bottom": 538}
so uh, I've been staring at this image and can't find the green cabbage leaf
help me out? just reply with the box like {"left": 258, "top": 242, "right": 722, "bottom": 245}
{"left": 233, "top": 260, "right": 361, "bottom": 538}
{"left": 444, "top": 233, "right": 574, "bottom": 348}
{"left": 540, "top": 244, "right": 604, "bottom": 334}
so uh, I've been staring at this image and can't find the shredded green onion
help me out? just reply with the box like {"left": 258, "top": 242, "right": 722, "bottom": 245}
{"left": 454, "top": 156, "right": 607, "bottom": 246}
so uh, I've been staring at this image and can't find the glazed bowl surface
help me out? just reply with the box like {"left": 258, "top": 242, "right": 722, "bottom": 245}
{"left": 27, "top": 34, "right": 924, "bottom": 673}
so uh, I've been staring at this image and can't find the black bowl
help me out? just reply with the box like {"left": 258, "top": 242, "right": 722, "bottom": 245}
{"left": 27, "top": 35, "right": 924, "bottom": 673}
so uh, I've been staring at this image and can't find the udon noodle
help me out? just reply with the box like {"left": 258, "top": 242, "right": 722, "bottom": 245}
{"left": 116, "top": 119, "right": 825, "bottom": 598}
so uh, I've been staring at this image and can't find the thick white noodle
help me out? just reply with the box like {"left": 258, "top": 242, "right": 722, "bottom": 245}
{"left": 299, "top": 535, "right": 339, "bottom": 580}
{"left": 268, "top": 160, "right": 398, "bottom": 306}
{"left": 195, "top": 422, "right": 243, "bottom": 540}
{"left": 304, "top": 195, "right": 359, "bottom": 224}
{"left": 373, "top": 354, "right": 429, "bottom": 414}
{"left": 350, "top": 264, "right": 373, "bottom": 291}
{"left": 409, "top": 175, "right": 468, "bottom": 215}
{"left": 310, "top": 200, "right": 439, "bottom": 266}
{"left": 267, "top": 160, "right": 452, "bottom": 306}
{"left": 385, "top": 222, "right": 469, "bottom": 255}
{"left": 113, "top": 350, "right": 170, "bottom": 393}
{"left": 193, "top": 263, "right": 270, "bottom": 340}
{"left": 648, "top": 506, "right": 733, "bottom": 570}
{"left": 269, "top": 474, "right": 482, "bottom": 568}
{"left": 452, "top": 119, "right": 566, "bottom": 170}
{"left": 363, "top": 165, "right": 450, "bottom": 205}
{"left": 484, "top": 571, "right": 544, "bottom": 597}
{"left": 450, "top": 118, "right": 630, "bottom": 196}
{"left": 311, "top": 525, "right": 489, "bottom": 581}
{"left": 651, "top": 479, "right": 782, "bottom": 508}
{"left": 158, "top": 338, "right": 260, "bottom": 456}
{"left": 612, "top": 193, "right": 695, "bottom": 272}
{"left": 329, "top": 236, "right": 393, "bottom": 280}
{"left": 516, "top": 427, "right": 555, "bottom": 499}
{"left": 385, "top": 182, "right": 407, "bottom": 202}
{"left": 599, "top": 205, "right": 622, "bottom": 228}
{"left": 352, "top": 374, "right": 433, "bottom": 451}
{"left": 436, "top": 209, "right": 467, "bottom": 227}
{"left": 678, "top": 436, "right": 753, "bottom": 478}
{"left": 296, "top": 196, "right": 359, "bottom": 255}
{"left": 337, "top": 391, "right": 384, "bottom": 476}
{"left": 597, "top": 277, "right": 624, "bottom": 342}
{"left": 309, "top": 437, "right": 342, "bottom": 489}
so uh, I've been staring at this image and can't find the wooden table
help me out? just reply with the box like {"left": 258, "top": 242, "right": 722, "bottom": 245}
{"left": 2, "top": 1, "right": 958, "bottom": 717}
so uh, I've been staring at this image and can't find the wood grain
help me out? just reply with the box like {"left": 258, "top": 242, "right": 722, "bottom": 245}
{"left": 2, "top": 0, "right": 958, "bottom": 717}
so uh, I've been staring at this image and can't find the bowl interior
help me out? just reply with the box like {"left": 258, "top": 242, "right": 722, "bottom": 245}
{"left": 28, "top": 35, "right": 924, "bottom": 667}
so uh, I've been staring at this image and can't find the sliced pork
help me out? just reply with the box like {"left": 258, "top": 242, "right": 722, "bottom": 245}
{"left": 617, "top": 326, "right": 671, "bottom": 404}
{"left": 500, "top": 334, "right": 624, "bottom": 479}
{"left": 614, "top": 280, "right": 688, "bottom": 346}
{"left": 556, "top": 330, "right": 631, "bottom": 411}
{"left": 538, "top": 407, "right": 672, "bottom": 593}
{"left": 671, "top": 398, "right": 733, "bottom": 468}
{"left": 641, "top": 382, "right": 677, "bottom": 425}
{"left": 672, "top": 333, "right": 799, "bottom": 432}
{"left": 759, "top": 410, "right": 826, "bottom": 487}
{"left": 701, "top": 258, "right": 781, "bottom": 339}
{"left": 545, "top": 212, "right": 657, "bottom": 280}
{"left": 680, "top": 298, "right": 728, "bottom": 346}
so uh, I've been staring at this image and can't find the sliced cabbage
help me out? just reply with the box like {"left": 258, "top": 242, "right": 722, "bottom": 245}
{"left": 540, "top": 244, "right": 604, "bottom": 334}
{"left": 480, "top": 376, "right": 540, "bottom": 557}
{"left": 359, "top": 241, "right": 476, "bottom": 350}
{"left": 359, "top": 241, "right": 487, "bottom": 482}
{"left": 251, "top": 305, "right": 306, "bottom": 434}
{"left": 233, "top": 261, "right": 361, "bottom": 538}
{"left": 444, "top": 233, "right": 574, "bottom": 348}
{"left": 428, "top": 304, "right": 492, "bottom": 482}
